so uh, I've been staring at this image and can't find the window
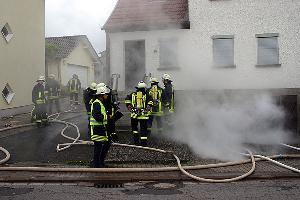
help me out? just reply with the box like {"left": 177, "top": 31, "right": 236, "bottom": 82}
{"left": 212, "top": 35, "right": 235, "bottom": 67}
{"left": 1, "top": 23, "right": 13, "bottom": 43}
{"left": 256, "top": 33, "right": 280, "bottom": 66}
{"left": 2, "top": 83, "right": 15, "bottom": 104}
{"left": 159, "top": 38, "right": 179, "bottom": 69}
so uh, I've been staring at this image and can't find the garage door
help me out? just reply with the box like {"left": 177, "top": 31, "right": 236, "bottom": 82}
{"left": 66, "top": 64, "right": 88, "bottom": 89}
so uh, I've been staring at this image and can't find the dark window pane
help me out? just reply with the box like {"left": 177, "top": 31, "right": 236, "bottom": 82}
{"left": 159, "top": 39, "right": 178, "bottom": 67}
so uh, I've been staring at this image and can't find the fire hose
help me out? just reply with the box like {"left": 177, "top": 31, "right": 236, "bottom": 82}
{"left": 1, "top": 110, "right": 300, "bottom": 182}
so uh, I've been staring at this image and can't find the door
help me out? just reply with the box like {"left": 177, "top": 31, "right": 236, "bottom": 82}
{"left": 125, "top": 40, "right": 145, "bottom": 90}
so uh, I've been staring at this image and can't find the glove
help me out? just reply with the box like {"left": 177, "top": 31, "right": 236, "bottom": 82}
{"left": 127, "top": 105, "right": 133, "bottom": 111}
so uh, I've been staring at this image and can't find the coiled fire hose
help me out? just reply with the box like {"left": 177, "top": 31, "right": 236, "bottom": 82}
{"left": 1, "top": 108, "right": 300, "bottom": 182}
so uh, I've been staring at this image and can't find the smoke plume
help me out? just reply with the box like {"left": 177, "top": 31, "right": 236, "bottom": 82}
{"left": 165, "top": 92, "right": 292, "bottom": 161}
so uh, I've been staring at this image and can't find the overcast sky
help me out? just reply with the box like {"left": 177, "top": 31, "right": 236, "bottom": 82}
{"left": 45, "top": 0, "right": 118, "bottom": 54}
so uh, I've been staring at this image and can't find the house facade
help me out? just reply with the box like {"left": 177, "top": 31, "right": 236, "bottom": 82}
{"left": 103, "top": 0, "right": 300, "bottom": 132}
{"left": 103, "top": 0, "right": 300, "bottom": 91}
{"left": 46, "top": 35, "right": 101, "bottom": 89}
{"left": 0, "top": 0, "right": 45, "bottom": 116}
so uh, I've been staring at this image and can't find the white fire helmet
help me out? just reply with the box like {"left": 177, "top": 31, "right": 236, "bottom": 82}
{"left": 150, "top": 77, "right": 159, "bottom": 84}
{"left": 90, "top": 82, "right": 97, "bottom": 91}
{"left": 37, "top": 75, "right": 45, "bottom": 82}
{"left": 95, "top": 86, "right": 109, "bottom": 95}
{"left": 162, "top": 73, "right": 171, "bottom": 81}
{"left": 97, "top": 82, "right": 106, "bottom": 88}
{"left": 136, "top": 81, "right": 147, "bottom": 89}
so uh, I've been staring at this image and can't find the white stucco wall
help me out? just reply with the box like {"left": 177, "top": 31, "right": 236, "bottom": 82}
{"left": 108, "top": 0, "right": 300, "bottom": 91}
{"left": 0, "top": 0, "right": 45, "bottom": 110}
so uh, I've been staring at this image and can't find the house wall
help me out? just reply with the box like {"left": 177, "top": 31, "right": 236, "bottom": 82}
{"left": 108, "top": 0, "right": 300, "bottom": 91}
{"left": 0, "top": 0, "right": 45, "bottom": 111}
{"left": 60, "top": 42, "right": 95, "bottom": 88}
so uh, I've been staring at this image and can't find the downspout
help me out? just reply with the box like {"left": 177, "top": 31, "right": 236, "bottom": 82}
{"left": 105, "top": 31, "right": 111, "bottom": 84}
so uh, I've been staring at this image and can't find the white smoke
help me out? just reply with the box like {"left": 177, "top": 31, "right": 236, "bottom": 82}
{"left": 165, "top": 92, "right": 292, "bottom": 161}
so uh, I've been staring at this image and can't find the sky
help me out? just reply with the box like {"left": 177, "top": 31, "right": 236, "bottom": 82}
{"left": 45, "top": 0, "right": 118, "bottom": 54}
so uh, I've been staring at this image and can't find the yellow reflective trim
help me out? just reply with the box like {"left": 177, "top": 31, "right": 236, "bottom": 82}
{"left": 140, "top": 137, "right": 147, "bottom": 140}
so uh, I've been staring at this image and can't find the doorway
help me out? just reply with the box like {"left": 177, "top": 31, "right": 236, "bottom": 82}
{"left": 125, "top": 40, "right": 145, "bottom": 90}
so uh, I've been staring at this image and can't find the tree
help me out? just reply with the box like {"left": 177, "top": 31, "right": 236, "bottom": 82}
{"left": 45, "top": 43, "right": 58, "bottom": 78}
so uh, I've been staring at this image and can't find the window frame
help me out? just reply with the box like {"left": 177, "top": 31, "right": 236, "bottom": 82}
{"left": 212, "top": 35, "right": 235, "bottom": 68}
{"left": 256, "top": 33, "right": 281, "bottom": 67}
{"left": 2, "top": 83, "right": 15, "bottom": 104}
{"left": 1, "top": 23, "right": 14, "bottom": 43}
{"left": 157, "top": 38, "right": 180, "bottom": 70}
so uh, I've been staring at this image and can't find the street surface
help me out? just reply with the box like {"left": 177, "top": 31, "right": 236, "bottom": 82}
{"left": 0, "top": 179, "right": 300, "bottom": 200}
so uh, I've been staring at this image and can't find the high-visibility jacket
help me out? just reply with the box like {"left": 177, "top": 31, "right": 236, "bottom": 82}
{"left": 125, "top": 90, "right": 153, "bottom": 120}
{"left": 32, "top": 83, "right": 46, "bottom": 105}
{"left": 162, "top": 82, "right": 175, "bottom": 113}
{"left": 68, "top": 78, "right": 81, "bottom": 93}
{"left": 147, "top": 85, "right": 164, "bottom": 116}
{"left": 90, "top": 99, "right": 108, "bottom": 142}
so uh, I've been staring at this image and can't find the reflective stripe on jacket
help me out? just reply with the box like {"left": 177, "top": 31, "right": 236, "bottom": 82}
{"left": 90, "top": 99, "right": 108, "bottom": 142}
{"left": 148, "top": 85, "right": 164, "bottom": 116}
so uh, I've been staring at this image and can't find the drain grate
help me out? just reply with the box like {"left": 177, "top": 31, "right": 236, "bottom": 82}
{"left": 94, "top": 183, "right": 124, "bottom": 188}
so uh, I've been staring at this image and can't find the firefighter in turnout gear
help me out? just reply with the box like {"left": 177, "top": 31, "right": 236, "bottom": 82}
{"left": 147, "top": 77, "right": 164, "bottom": 135}
{"left": 83, "top": 82, "right": 97, "bottom": 138}
{"left": 97, "top": 83, "right": 123, "bottom": 142}
{"left": 125, "top": 81, "right": 153, "bottom": 146}
{"left": 162, "top": 73, "right": 175, "bottom": 127}
{"left": 32, "top": 76, "right": 48, "bottom": 127}
{"left": 90, "top": 86, "right": 111, "bottom": 168}
{"left": 45, "top": 74, "right": 61, "bottom": 114}
{"left": 67, "top": 74, "right": 81, "bottom": 105}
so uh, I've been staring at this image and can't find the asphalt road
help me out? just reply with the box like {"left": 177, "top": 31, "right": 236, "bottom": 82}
{"left": 0, "top": 179, "right": 300, "bottom": 200}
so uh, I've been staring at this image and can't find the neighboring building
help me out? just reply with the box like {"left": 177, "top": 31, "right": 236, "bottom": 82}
{"left": 103, "top": 0, "right": 300, "bottom": 91}
{"left": 0, "top": 0, "right": 45, "bottom": 116}
{"left": 45, "top": 35, "right": 101, "bottom": 89}
{"left": 103, "top": 0, "right": 300, "bottom": 132}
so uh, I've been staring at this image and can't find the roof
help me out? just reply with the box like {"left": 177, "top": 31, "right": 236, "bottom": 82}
{"left": 103, "top": 0, "right": 190, "bottom": 32}
{"left": 45, "top": 35, "right": 99, "bottom": 61}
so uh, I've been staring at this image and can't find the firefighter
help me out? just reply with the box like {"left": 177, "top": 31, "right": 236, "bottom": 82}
{"left": 32, "top": 75, "right": 48, "bottom": 127}
{"left": 162, "top": 73, "right": 175, "bottom": 127}
{"left": 83, "top": 82, "right": 97, "bottom": 139}
{"left": 45, "top": 74, "right": 61, "bottom": 114}
{"left": 97, "top": 83, "right": 123, "bottom": 142}
{"left": 125, "top": 81, "right": 153, "bottom": 146}
{"left": 147, "top": 77, "right": 164, "bottom": 135}
{"left": 90, "top": 86, "right": 111, "bottom": 168}
{"left": 67, "top": 74, "right": 81, "bottom": 105}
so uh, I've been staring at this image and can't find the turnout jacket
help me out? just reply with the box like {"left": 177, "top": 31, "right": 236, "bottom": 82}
{"left": 162, "top": 82, "right": 175, "bottom": 113}
{"left": 83, "top": 88, "right": 95, "bottom": 116}
{"left": 147, "top": 85, "right": 164, "bottom": 116}
{"left": 90, "top": 99, "right": 108, "bottom": 142}
{"left": 67, "top": 77, "right": 81, "bottom": 93}
{"left": 125, "top": 90, "right": 153, "bottom": 120}
{"left": 32, "top": 83, "right": 46, "bottom": 105}
{"left": 45, "top": 78, "right": 60, "bottom": 99}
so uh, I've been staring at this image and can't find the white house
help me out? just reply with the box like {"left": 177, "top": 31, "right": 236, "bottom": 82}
{"left": 46, "top": 35, "right": 101, "bottom": 89}
{"left": 103, "top": 0, "right": 300, "bottom": 91}
{"left": 0, "top": 0, "right": 45, "bottom": 117}
{"left": 103, "top": 0, "right": 300, "bottom": 132}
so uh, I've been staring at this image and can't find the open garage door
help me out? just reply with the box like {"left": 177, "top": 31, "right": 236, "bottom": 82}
{"left": 66, "top": 64, "right": 88, "bottom": 89}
